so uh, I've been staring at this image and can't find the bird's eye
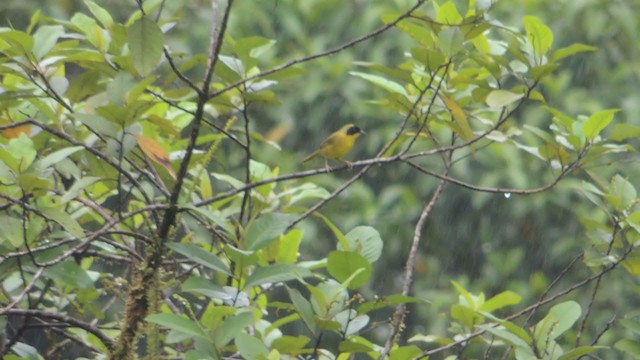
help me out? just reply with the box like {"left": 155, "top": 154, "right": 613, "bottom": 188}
{"left": 347, "top": 126, "right": 361, "bottom": 135}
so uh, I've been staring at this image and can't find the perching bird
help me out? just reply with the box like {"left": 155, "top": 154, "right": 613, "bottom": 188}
{"left": 302, "top": 124, "right": 364, "bottom": 170}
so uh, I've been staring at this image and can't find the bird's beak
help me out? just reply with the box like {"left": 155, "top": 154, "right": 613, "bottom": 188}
{"left": 360, "top": 130, "right": 366, "bottom": 135}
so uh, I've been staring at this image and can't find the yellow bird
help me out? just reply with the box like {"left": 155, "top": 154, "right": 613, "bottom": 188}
{"left": 302, "top": 124, "right": 365, "bottom": 170}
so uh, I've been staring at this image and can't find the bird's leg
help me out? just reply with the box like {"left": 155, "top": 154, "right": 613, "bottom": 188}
{"left": 341, "top": 159, "right": 354, "bottom": 169}
{"left": 324, "top": 159, "right": 333, "bottom": 173}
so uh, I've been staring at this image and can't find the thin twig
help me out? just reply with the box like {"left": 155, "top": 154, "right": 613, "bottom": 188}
{"left": 379, "top": 176, "right": 448, "bottom": 359}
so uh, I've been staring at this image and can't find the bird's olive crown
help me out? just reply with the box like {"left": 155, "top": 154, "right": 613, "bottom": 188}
{"left": 347, "top": 125, "right": 362, "bottom": 136}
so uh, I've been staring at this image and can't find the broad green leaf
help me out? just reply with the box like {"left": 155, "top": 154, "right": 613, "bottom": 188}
{"left": 38, "top": 146, "right": 84, "bottom": 169}
{"left": 245, "top": 264, "right": 313, "bottom": 288}
{"left": 235, "top": 333, "right": 269, "bottom": 360}
{"left": 534, "top": 301, "right": 581, "bottom": 351}
{"left": 583, "top": 109, "right": 618, "bottom": 139}
{"left": 271, "top": 335, "right": 310, "bottom": 353}
{"left": 0, "top": 216, "right": 24, "bottom": 247}
{"left": 182, "top": 276, "right": 233, "bottom": 301}
{"left": 9, "top": 342, "right": 43, "bottom": 360}
{"left": 40, "top": 207, "right": 84, "bottom": 238}
{"left": 84, "top": 0, "right": 114, "bottom": 28}
{"left": 146, "top": 313, "right": 207, "bottom": 340}
{"left": 8, "top": 134, "right": 36, "bottom": 170}
{"left": 32, "top": 25, "right": 64, "bottom": 59}
{"left": 286, "top": 286, "right": 317, "bottom": 334}
{"left": 167, "top": 242, "right": 231, "bottom": 275}
{"left": 604, "top": 174, "right": 636, "bottom": 211}
{"left": 389, "top": 345, "right": 422, "bottom": 360}
{"left": 523, "top": 16, "right": 553, "bottom": 56}
{"left": 486, "top": 90, "right": 524, "bottom": 108}
{"left": 275, "top": 229, "right": 303, "bottom": 264}
{"left": 480, "top": 291, "right": 521, "bottom": 312}
{"left": 107, "top": 72, "right": 136, "bottom": 106}
{"left": 550, "top": 43, "right": 597, "bottom": 62}
{"left": 436, "top": 1, "right": 463, "bottom": 24}
{"left": 610, "top": 124, "right": 640, "bottom": 142}
{"left": 245, "top": 213, "right": 294, "bottom": 250}
{"left": 214, "top": 312, "right": 254, "bottom": 347}
{"left": 73, "top": 113, "right": 119, "bottom": 138}
{"left": 327, "top": 251, "right": 372, "bottom": 289}
{"left": 557, "top": 346, "right": 607, "bottom": 360}
{"left": 46, "top": 259, "right": 95, "bottom": 289}
{"left": 481, "top": 326, "right": 533, "bottom": 354}
{"left": 438, "top": 27, "right": 464, "bottom": 57}
{"left": 128, "top": 16, "right": 164, "bottom": 76}
{"left": 342, "top": 226, "right": 383, "bottom": 263}
{"left": 335, "top": 309, "right": 369, "bottom": 336}
{"left": 615, "top": 339, "right": 640, "bottom": 359}
{"left": 339, "top": 340, "right": 374, "bottom": 353}
{"left": 350, "top": 71, "right": 407, "bottom": 96}
{"left": 410, "top": 48, "right": 446, "bottom": 72}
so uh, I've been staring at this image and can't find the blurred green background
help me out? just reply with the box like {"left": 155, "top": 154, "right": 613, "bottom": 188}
{"left": 3, "top": 0, "right": 638, "bottom": 356}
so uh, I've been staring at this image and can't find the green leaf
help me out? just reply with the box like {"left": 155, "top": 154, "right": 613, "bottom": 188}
{"left": 583, "top": 109, "right": 618, "bottom": 139}
{"left": 84, "top": 0, "right": 114, "bottom": 28}
{"left": 327, "top": 251, "right": 372, "bottom": 289}
{"left": 235, "top": 333, "right": 268, "bottom": 360}
{"left": 485, "top": 90, "right": 524, "bottom": 108}
{"left": 213, "top": 312, "right": 254, "bottom": 347}
{"left": 480, "top": 291, "right": 521, "bottom": 312}
{"left": 550, "top": 43, "right": 597, "bottom": 62}
{"left": 46, "top": 259, "right": 95, "bottom": 289}
{"left": 8, "top": 134, "right": 37, "bottom": 171}
{"left": 286, "top": 286, "right": 317, "bottom": 334}
{"left": 32, "top": 25, "right": 64, "bottom": 59}
{"left": 146, "top": 313, "right": 207, "bottom": 340}
{"left": 335, "top": 309, "right": 369, "bottom": 336}
{"left": 0, "top": 216, "right": 24, "bottom": 247}
{"left": 271, "top": 335, "right": 310, "bottom": 353}
{"left": 245, "top": 264, "right": 313, "bottom": 288}
{"left": 245, "top": 213, "right": 294, "bottom": 250}
{"left": 128, "top": 16, "right": 164, "bottom": 76}
{"left": 557, "top": 346, "right": 607, "bottom": 360}
{"left": 604, "top": 174, "right": 636, "bottom": 212}
{"left": 9, "top": 342, "right": 43, "bottom": 360}
{"left": 436, "top": 1, "right": 462, "bottom": 24}
{"left": 438, "top": 27, "right": 464, "bottom": 57}
{"left": 534, "top": 301, "right": 581, "bottom": 351}
{"left": 339, "top": 339, "right": 374, "bottom": 353}
{"left": 182, "top": 276, "right": 233, "bottom": 301}
{"left": 73, "top": 113, "right": 119, "bottom": 138}
{"left": 38, "top": 146, "right": 84, "bottom": 170}
{"left": 610, "top": 124, "right": 640, "bottom": 142}
{"left": 523, "top": 15, "right": 553, "bottom": 56}
{"left": 276, "top": 229, "right": 303, "bottom": 264}
{"left": 389, "top": 345, "right": 422, "bottom": 360}
{"left": 167, "top": 242, "right": 231, "bottom": 275}
{"left": 40, "top": 207, "right": 84, "bottom": 238}
{"left": 107, "top": 72, "right": 136, "bottom": 106}
{"left": 342, "top": 226, "right": 383, "bottom": 263}
{"left": 350, "top": 71, "right": 407, "bottom": 96}
{"left": 615, "top": 339, "right": 640, "bottom": 359}
{"left": 481, "top": 326, "right": 534, "bottom": 354}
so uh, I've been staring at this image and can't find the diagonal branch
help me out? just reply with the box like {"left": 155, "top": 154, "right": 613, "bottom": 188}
{"left": 206, "top": 0, "right": 427, "bottom": 101}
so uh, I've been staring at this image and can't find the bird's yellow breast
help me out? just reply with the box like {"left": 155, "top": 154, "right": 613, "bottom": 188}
{"left": 318, "top": 131, "right": 359, "bottom": 160}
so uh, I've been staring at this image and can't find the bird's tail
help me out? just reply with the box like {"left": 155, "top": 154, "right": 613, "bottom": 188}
{"left": 302, "top": 151, "right": 319, "bottom": 163}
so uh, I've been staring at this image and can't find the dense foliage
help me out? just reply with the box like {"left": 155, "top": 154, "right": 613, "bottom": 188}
{"left": 1, "top": 1, "right": 639, "bottom": 359}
